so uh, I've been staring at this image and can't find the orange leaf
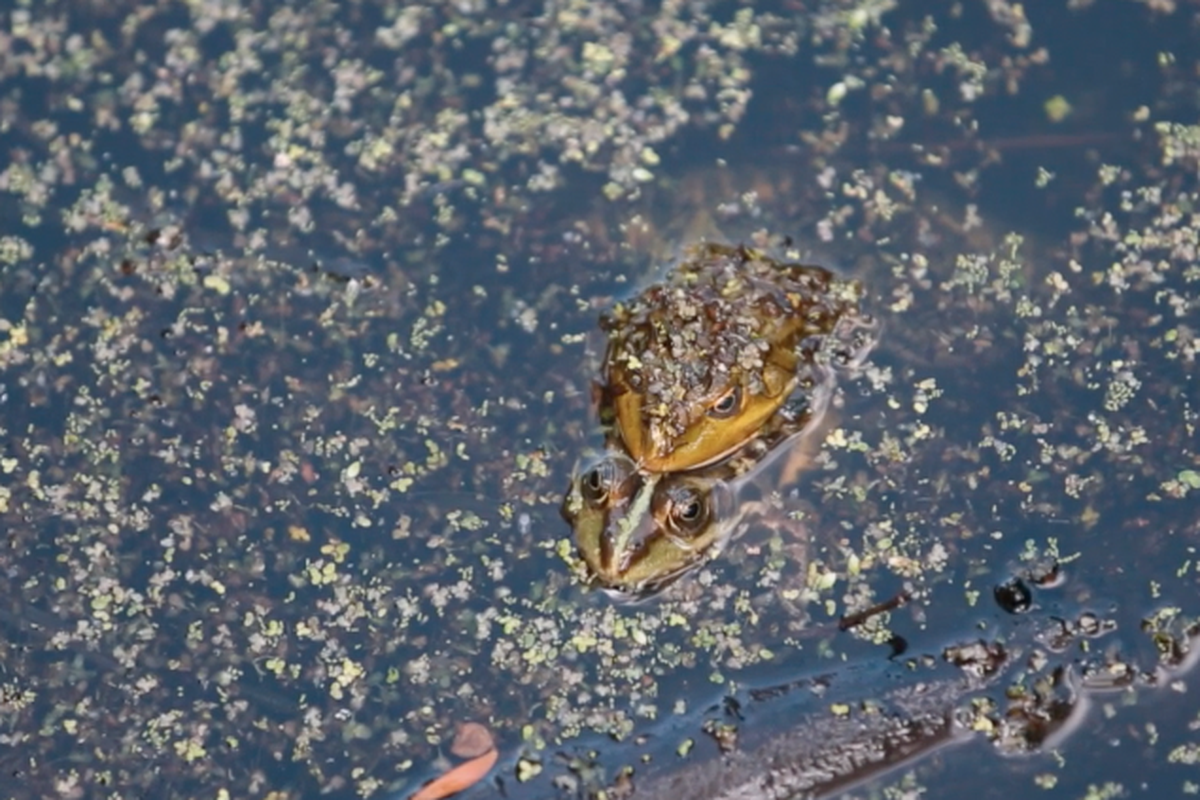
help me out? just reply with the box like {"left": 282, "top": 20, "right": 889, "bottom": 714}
{"left": 410, "top": 747, "right": 498, "bottom": 800}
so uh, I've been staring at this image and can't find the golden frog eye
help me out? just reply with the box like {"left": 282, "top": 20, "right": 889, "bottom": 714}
{"left": 706, "top": 384, "right": 743, "bottom": 419}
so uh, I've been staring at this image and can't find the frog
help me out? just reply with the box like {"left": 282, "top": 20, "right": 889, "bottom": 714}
{"left": 596, "top": 241, "right": 868, "bottom": 474}
{"left": 565, "top": 226, "right": 875, "bottom": 597}
{"left": 563, "top": 456, "right": 737, "bottom": 600}
{"left": 563, "top": 379, "right": 842, "bottom": 599}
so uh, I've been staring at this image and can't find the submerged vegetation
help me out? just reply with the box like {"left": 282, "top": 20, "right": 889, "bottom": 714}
{"left": 0, "top": 1, "right": 1198, "bottom": 798}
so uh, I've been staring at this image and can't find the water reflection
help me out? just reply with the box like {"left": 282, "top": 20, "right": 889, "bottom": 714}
{"left": 463, "top": 582, "right": 1200, "bottom": 800}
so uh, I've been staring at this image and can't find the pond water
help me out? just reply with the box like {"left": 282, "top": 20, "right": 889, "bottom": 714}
{"left": 1, "top": 2, "right": 1198, "bottom": 799}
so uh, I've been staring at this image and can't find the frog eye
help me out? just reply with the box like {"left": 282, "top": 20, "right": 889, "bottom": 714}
{"left": 664, "top": 485, "right": 709, "bottom": 537}
{"left": 582, "top": 465, "right": 610, "bottom": 501}
{"left": 580, "top": 458, "right": 629, "bottom": 506}
{"left": 707, "top": 385, "right": 742, "bottom": 419}
{"left": 678, "top": 498, "right": 702, "bottom": 521}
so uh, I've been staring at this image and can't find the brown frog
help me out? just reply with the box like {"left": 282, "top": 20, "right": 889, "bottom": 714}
{"left": 596, "top": 242, "right": 865, "bottom": 474}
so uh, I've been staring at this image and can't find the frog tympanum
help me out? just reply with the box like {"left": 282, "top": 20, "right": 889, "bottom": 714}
{"left": 564, "top": 240, "right": 872, "bottom": 599}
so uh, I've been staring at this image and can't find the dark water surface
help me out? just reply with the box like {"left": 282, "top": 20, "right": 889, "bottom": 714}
{"left": 1, "top": 2, "right": 1198, "bottom": 799}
